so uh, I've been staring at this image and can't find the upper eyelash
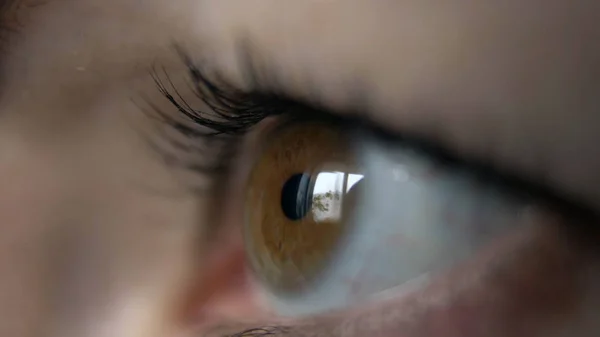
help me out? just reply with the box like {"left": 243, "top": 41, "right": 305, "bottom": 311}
{"left": 162, "top": 49, "right": 287, "bottom": 137}
{"left": 146, "top": 47, "right": 297, "bottom": 179}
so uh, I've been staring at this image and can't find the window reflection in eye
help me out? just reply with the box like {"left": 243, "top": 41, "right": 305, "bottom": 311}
{"left": 311, "top": 171, "right": 364, "bottom": 222}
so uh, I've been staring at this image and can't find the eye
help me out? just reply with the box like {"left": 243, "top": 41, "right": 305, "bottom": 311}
{"left": 244, "top": 118, "right": 530, "bottom": 317}
{"left": 151, "top": 52, "right": 587, "bottom": 322}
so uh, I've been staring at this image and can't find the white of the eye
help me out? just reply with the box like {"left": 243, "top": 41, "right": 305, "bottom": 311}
{"left": 392, "top": 165, "right": 410, "bottom": 182}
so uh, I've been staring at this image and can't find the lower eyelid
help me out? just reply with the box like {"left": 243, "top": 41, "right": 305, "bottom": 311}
{"left": 218, "top": 212, "right": 596, "bottom": 337}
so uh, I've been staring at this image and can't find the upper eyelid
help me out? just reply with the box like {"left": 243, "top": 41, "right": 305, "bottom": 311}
{"left": 230, "top": 42, "right": 600, "bottom": 220}
{"left": 150, "top": 47, "right": 599, "bottom": 222}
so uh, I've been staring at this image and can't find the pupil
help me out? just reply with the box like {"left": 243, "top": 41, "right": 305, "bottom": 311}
{"left": 281, "top": 173, "right": 313, "bottom": 220}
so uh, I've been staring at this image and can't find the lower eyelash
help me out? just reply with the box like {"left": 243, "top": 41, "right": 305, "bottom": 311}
{"left": 224, "top": 326, "right": 291, "bottom": 337}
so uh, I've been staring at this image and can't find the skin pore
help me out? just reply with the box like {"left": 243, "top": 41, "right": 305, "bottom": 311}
{"left": 0, "top": 1, "right": 599, "bottom": 337}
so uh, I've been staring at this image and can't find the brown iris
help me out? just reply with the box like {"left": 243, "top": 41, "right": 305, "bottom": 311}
{"left": 244, "top": 121, "right": 357, "bottom": 293}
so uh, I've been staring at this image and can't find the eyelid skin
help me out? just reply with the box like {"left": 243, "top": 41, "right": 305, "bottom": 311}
{"left": 180, "top": 0, "right": 600, "bottom": 212}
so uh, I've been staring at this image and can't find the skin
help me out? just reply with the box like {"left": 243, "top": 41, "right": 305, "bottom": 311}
{"left": 0, "top": 1, "right": 599, "bottom": 337}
